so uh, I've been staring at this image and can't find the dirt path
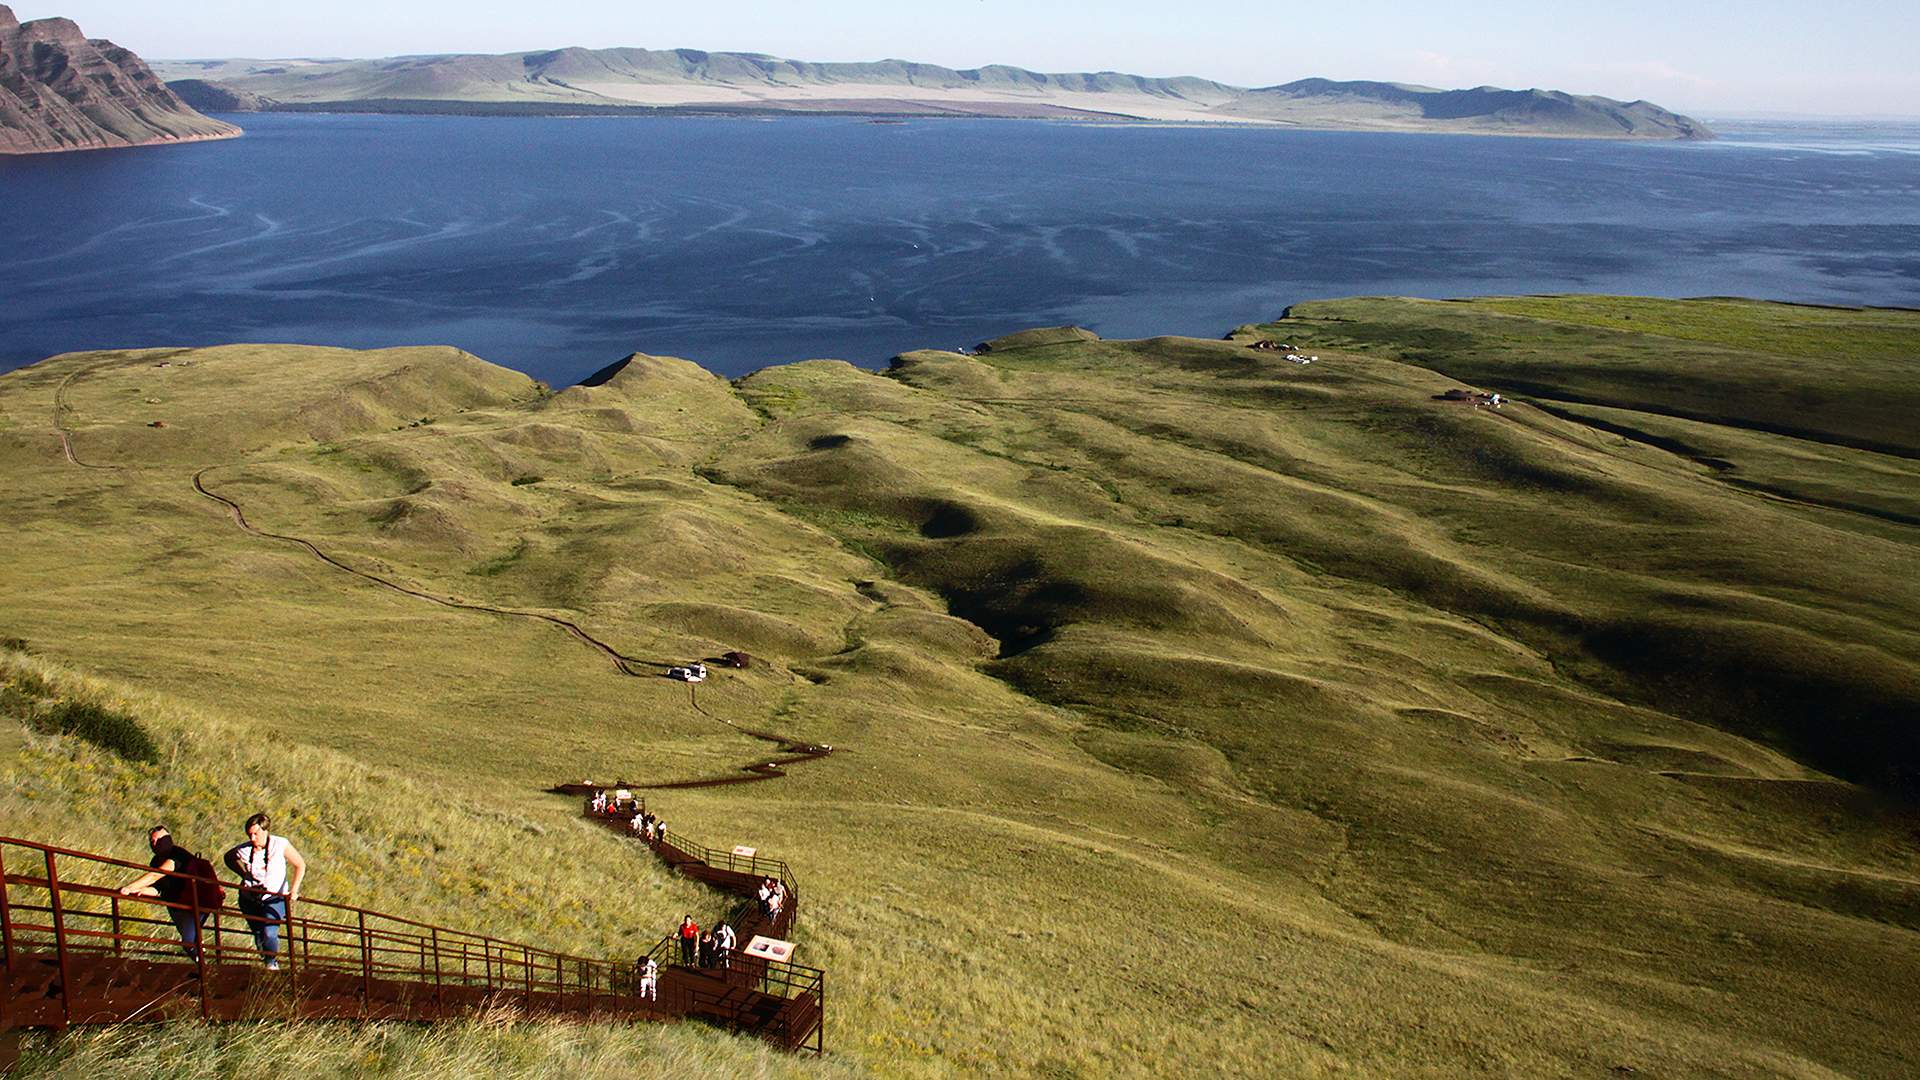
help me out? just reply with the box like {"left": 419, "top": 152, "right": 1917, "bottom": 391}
{"left": 645, "top": 679, "right": 833, "bottom": 789}
{"left": 51, "top": 366, "right": 835, "bottom": 787}
{"left": 193, "top": 466, "right": 670, "bottom": 677}
{"left": 52, "top": 366, "right": 122, "bottom": 471}
{"left": 192, "top": 467, "right": 836, "bottom": 787}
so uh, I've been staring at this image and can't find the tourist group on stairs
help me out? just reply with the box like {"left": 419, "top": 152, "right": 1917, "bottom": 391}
{"left": 674, "top": 914, "right": 738, "bottom": 969}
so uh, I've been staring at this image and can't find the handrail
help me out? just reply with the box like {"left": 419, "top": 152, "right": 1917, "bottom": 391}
{"left": 1, "top": 836, "right": 577, "bottom": 947}
{"left": 579, "top": 795, "right": 800, "bottom": 897}
{"left": 3, "top": 824, "right": 824, "bottom": 1052}
{"left": 658, "top": 827, "right": 797, "bottom": 890}
{"left": 644, "top": 932, "right": 825, "bottom": 1001}
{"left": 0, "top": 834, "right": 633, "bottom": 1010}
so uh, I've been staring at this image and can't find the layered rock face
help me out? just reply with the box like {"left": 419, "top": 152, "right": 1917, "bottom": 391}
{"left": 0, "top": 4, "right": 240, "bottom": 154}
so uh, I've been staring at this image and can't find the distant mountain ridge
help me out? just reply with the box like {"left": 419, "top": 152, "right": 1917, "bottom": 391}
{"left": 1219, "top": 78, "right": 1711, "bottom": 139}
{"left": 0, "top": 4, "right": 240, "bottom": 154}
{"left": 156, "top": 47, "right": 1710, "bottom": 139}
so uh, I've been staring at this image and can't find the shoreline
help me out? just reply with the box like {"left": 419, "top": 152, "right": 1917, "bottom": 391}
{"left": 243, "top": 99, "right": 1711, "bottom": 140}
{"left": 0, "top": 126, "right": 242, "bottom": 158}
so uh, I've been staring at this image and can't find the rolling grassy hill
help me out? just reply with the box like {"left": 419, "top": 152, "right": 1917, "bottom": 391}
{"left": 2, "top": 297, "right": 1916, "bottom": 1076}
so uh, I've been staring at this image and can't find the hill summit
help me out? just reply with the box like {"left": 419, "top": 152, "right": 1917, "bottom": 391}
{"left": 0, "top": 4, "right": 241, "bottom": 155}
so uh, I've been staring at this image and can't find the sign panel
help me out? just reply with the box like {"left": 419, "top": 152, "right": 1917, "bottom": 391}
{"left": 743, "top": 935, "right": 795, "bottom": 963}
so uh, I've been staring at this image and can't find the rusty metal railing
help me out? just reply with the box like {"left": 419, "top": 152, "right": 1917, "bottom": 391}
{"left": 579, "top": 795, "right": 800, "bottom": 898}
{"left": 0, "top": 835, "right": 646, "bottom": 1029}
{"left": 644, "top": 931, "right": 825, "bottom": 1054}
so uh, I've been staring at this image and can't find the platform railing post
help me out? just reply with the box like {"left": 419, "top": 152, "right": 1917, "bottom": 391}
{"left": 208, "top": 885, "right": 221, "bottom": 964}
{"left": 431, "top": 926, "right": 444, "bottom": 1016}
{"left": 189, "top": 878, "right": 209, "bottom": 1020}
{"left": 0, "top": 846, "right": 13, "bottom": 969}
{"left": 358, "top": 910, "right": 372, "bottom": 1014}
{"left": 523, "top": 945, "right": 533, "bottom": 1011}
{"left": 110, "top": 894, "right": 122, "bottom": 957}
{"left": 43, "top": 850, "right": 72, "bottom": 1028}
{"left": 282, "top": 897, "right": 296, "bottom": 977}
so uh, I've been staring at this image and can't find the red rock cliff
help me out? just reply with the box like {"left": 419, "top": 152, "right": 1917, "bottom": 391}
{"left": 0, "top": 4, "right": 241, "bottom": 154}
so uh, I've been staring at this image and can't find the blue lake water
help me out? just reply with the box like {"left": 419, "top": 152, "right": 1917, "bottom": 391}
{"left": 2, "top": 114, "right": 1916, "bottom": 383}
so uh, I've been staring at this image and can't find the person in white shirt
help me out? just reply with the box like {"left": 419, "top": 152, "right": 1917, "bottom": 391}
{"left": 224, "top": 812, "right": 307, "bottom": 970}
{"left": 714, "top": 922, "right": 736, "bottom": 969}
{"left": 637, "top": 954, "right": 659, "bottom": 1000}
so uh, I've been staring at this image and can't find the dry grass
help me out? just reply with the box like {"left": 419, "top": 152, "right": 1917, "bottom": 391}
{"left": 4, "top": 297, "right": 1919, "bottom": 1077}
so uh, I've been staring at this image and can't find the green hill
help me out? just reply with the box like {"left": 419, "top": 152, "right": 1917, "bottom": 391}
{"left": 3, "top": 296, "right": 1916, "bottom": 1076}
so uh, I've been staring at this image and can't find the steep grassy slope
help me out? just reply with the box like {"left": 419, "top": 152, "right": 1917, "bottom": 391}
{"left": 0, "top": 648, "right": 835, "bottom": 1078}
{"left": 3, "top": 298, "right": 1917, "bottom": 1077}
{"left": 1239, "top": 298, "right": 1920, "bottom": 785}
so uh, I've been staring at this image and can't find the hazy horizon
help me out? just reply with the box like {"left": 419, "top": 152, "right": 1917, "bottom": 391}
{"left": 13, "top": 0, "right": 1919, "bottom": 118}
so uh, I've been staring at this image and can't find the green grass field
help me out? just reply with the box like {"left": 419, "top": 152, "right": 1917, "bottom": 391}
{"left": 3, "top": 298, "right": 1917, "bottom": 1077}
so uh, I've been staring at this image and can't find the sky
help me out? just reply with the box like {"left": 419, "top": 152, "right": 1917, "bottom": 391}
{"left": 18, "top": 1, "right": 1920, "bottom": 116}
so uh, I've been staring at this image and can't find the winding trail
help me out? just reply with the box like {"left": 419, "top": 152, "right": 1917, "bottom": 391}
{"left": 644, "top": 685, "right": 834, "bottom": 790}
{"left": 53, "top": 366, "right": 123, "bottom": 471}
{"left": 190, "top": 466, "right": 834, "bottom": 786}
{"left": 193, "top": 466, "right": 669, "bottom": 677}
{"left": 53, "top": 364, "right": 836, "bottom": 787}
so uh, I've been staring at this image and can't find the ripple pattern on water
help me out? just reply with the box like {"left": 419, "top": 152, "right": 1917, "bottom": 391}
{"left": 2, "top": 115, "right": 1916, "bottom": 382}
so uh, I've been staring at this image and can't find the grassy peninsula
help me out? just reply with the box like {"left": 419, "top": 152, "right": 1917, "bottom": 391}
{"left": 2, "top": 296, "right": 1916, "bottom": 1076}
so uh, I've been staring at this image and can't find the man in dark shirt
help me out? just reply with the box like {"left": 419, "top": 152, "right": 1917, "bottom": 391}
{"left": 118, "top": 825, "right": 207, "bottom": 956}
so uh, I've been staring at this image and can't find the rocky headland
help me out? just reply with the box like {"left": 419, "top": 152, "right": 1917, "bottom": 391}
{"left": 0, "top": 4, "right": 240, "bottom": 155}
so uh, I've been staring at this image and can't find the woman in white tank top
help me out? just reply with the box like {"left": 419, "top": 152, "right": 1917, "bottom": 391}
{"left": 226, "top": 812, "right": 307, "bottom": 969}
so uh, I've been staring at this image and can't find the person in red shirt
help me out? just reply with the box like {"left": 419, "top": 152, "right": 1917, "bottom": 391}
{"left": 677, "top": 914, "right": 699, "bottom": 966}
